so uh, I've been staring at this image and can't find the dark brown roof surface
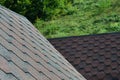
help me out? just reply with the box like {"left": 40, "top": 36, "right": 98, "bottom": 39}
{"left": 49, "top": 33, "right": 120, "bottom": 80}
{"left": 0, "top": 5, "right": 86, "bottom": 80}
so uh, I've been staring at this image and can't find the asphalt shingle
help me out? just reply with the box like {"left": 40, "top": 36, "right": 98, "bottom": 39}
{"left": 49, "top": 33, "right": 120, "bottom": 80}
{"left": 0, "top": 5, "right": 86, "bottom": 80}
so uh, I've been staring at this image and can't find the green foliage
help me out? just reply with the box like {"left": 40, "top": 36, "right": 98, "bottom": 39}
{"left": 1, "top": 0, "right": 30, "bottom": 15}
{"left": 97, "top": 0, "right": 111, "bottom": 8}
{"left": 1, "top": 0, "right": 120, "bottom": 38}
{"left": 0, "top": 0, "right": 6, "bottom": 5}
{"left": 0, "top": 0, "right": 74, "bottom": 22}
{"left": 34, "top": 0, "right": 120, "bottom": 38}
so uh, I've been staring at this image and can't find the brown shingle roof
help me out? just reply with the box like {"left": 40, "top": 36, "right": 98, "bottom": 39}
{"left": 0, "top": 5, "right": 86, "bottom": 80}
{"left": 49, "top": 33, "right": 120, "bottom": 80}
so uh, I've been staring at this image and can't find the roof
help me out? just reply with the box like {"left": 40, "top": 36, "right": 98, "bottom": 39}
{"left": 0, "top": 5, "right": 86, "bottom": 80}
{"left": 49, "top": 33, "right": 120, "bottom": 80}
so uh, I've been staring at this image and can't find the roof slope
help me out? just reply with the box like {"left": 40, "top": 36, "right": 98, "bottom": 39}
{"left": 49, "top": 33, "right": 120, "bottom": 80}
{"left": 0, "top": 5, "right": 86, "bottom": 80}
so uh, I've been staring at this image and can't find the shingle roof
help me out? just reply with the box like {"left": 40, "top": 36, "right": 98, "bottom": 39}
{"left": 49, "top": 33, "right": 120, "bottom": 80}
{"left": 0, "top": 5, "right": 86, "bottom": 80}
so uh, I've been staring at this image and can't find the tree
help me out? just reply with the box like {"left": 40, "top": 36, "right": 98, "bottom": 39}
{"left": 1, "top": 0, "right": 74, "bottom": 23}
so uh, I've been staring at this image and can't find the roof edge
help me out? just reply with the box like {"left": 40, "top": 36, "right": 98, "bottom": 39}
{"left": 48, "top": 32, "right": 120, "bottom": 40}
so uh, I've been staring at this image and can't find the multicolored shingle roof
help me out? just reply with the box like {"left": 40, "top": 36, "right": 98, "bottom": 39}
{"left": 49, "top": 33, "right": 120, "bottom": 80}
{"left": 0, "top": 5, "right": 86, "bottom": 80}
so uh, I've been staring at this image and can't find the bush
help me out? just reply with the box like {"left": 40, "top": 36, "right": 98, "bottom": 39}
{"left": 0, "top": 0, "right": 74, "bottom": 23}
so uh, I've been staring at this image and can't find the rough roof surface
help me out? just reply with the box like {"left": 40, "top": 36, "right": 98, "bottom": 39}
{"left": 0, "top": 5, "right": 86, "bottom": 80}
{"left": 49, "top": 33, "right": 120, "bottom": 80}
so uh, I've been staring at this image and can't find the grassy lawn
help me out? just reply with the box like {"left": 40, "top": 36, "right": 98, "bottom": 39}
{"left": 34, "top": 0, "right": 120, "bottom": 38}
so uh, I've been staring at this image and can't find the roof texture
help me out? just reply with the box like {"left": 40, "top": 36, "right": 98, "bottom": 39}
{"left": 49, "top": 33, "right": 120, "bottom": 80}
{"left": 0, "top": 5, "right": 86, "bottom": 80}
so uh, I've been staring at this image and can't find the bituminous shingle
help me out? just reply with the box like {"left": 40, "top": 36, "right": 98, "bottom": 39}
{"left": 0, "top": 5, "right": 86, "bottom": 80}
{"left": 49, "top": 33, "right": 120, "bottom": 80}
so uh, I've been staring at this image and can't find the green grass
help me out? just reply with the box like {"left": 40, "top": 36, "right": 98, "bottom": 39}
{"left": 34, "top": 0, "right": 120, "bottom": 38}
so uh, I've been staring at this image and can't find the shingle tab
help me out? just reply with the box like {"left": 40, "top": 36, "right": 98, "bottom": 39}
{"left": 0, "top": 5, "right": 86, "bottom": 80}
{"left": 49, "top": 33, "right": 120, "bottom": 80}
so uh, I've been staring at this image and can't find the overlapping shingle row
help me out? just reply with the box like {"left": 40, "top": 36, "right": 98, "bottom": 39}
{"left": 0, "top": 5, "right": 86, "bottom": 80}
{"left": 49, "top": 33, "right": 120, "bottom": 80}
